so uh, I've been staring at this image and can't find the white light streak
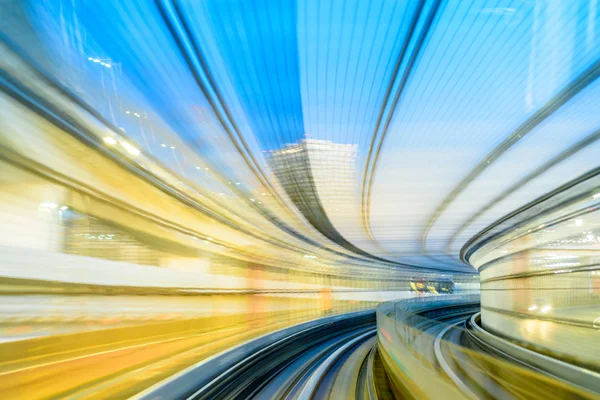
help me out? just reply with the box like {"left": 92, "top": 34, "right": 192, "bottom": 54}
{"left": 120, "top": 141, "right": 140, "bottom": 157}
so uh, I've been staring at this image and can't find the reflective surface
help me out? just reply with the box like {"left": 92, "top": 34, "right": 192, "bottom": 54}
{"left": 2, "top": 0, "right": 600, "bottom": 398}
{"left": 467, "top": 173, "right": 600, "bottom": 368}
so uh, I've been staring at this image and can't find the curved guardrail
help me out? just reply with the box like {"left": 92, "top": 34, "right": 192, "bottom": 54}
{"left": 463, "top": 171, "right": 600, "bottom": 369}
{"left": 376, "top": 294, "right": 599, "bottom": 399}
{"left": 465, "top": 313, "right": 600, "bottom": 394}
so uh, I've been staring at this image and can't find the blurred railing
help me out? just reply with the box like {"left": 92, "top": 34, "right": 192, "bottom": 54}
{"left": 463, "top": 171, "right": 600, "bottom": 368}
{"left": 376, "top": 295, "right": 598, "bottom": 399}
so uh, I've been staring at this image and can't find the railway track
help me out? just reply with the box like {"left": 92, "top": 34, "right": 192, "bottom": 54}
{"left": 136, "top": 310, "right": 395, "bottom": 400}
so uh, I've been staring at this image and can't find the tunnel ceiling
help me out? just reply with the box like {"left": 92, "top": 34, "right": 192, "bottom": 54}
{"left": 4, "top": 0, "right": 600, "bottom": 274}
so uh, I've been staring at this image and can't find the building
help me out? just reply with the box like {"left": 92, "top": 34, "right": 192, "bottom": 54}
{"left": 268, "top": 139, "right": 365, "bottom": 256}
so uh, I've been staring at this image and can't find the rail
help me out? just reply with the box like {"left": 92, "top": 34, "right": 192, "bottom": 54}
{"left": 133, "top": 310, "right": 393, "bottom": 400}
{"left": 376, "top": 295, "right": 598, "bottom": 399}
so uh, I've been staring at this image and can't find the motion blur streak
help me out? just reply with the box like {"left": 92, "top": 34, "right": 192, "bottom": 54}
{"left": 1, "top": 0, "right": 600, "bottom": 399}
